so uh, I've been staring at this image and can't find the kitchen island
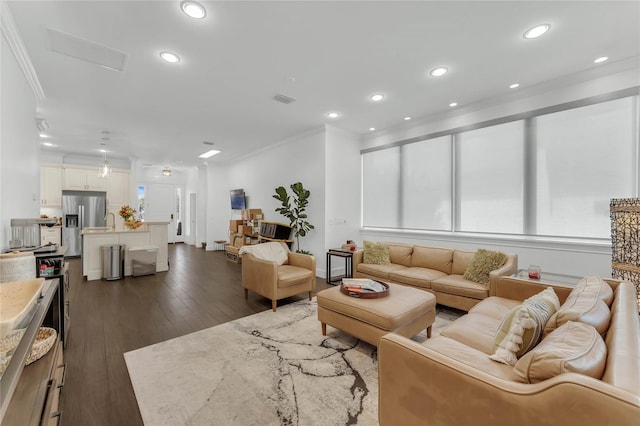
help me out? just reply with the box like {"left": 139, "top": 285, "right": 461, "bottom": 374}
{"left": 81, "top": 222, "right": 169, "bottom": 281}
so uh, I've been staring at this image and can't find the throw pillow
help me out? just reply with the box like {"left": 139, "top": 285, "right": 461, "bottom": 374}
{"left": 463, "top": 249, "right": 508, "bottom": 285}
{"left": 489, "top": 287, "right": 560, "bottom": 365}
{"left": 362, "top": 241, "right": 390, "bottom": 265}
{"left": 544, "top": 277, "right": 612, "bottom": 337}
{"left": 514, "top": 321, "right": 607, "bottom": 384}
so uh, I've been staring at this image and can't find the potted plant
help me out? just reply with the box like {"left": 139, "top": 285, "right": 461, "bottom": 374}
{"left": 273, "top": 182, "right": 315, "bottom": 254}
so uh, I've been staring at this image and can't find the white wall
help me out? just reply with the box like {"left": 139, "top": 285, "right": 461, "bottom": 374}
{"left": 184, "top": 166, "right": 199, "bottom": 245}
{"left": 205, "top": 163, "right": 230, "bottom": 247}
{"left": 196, "top": 164, "right": 208, "bottom": 248}
{"left": 358, "top": 68, "right": 640, "bottom": 278}
{"left": 0, "top": 35, "right": 39, "bottom": 252}
{"left": 364, "top": 65, "right": 640, "bottom": 151}
{"left": 324, "top": 125, "right": 362, "bottom": 278}
{"left": 206, "top": 128, "right": 327, "bottom": 273}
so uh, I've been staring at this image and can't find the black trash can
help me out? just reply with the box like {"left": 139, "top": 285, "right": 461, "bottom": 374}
{"left": 102, "top": 244, "right": 124, "bottom": 280}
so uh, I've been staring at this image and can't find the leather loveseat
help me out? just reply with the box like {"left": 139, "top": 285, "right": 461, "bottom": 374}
{"left": 377, "top": 276, "right": 640, "bottom": 426}
{"left": 353, "top": 243, "right": 517, "bottom": 310}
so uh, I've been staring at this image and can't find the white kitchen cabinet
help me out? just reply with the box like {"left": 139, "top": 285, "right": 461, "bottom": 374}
{"left": 63, "top": 167, "right": 107, "bottom": 191}
{"left": 40, "top": 166, "right": 62, "bottom": 207}
{"left": 107, "top": 171, "right": 130, "bottom": 207}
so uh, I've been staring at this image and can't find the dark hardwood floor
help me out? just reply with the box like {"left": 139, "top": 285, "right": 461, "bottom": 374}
{"left": 60, "top": 244, "right": 331, "bottom": 426}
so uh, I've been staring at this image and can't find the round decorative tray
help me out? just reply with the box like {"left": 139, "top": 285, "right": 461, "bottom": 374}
{"left": 340, "top": 280, "right": 389, "bottom": 299}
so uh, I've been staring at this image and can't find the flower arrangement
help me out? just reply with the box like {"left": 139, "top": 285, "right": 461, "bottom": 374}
{"left": 119, "top": 205, "right": 136, "bottom": 221}
{"left": 124, "top": 217, "right": 144, "bottom": 230}
{"left": 119, "top": 205, "right": 143, "bottom": 229}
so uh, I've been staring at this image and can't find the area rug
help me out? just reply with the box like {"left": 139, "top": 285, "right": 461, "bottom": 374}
{"left": 124, "top": 298, "right": 460, "bottom": 426}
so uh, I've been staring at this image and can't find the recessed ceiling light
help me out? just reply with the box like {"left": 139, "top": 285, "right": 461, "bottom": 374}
{"left": 369, "top": 127, "right": 376, "bottom": 131}
{"left": 160, "top": 51, "right": 180, "bottom": 63}
{"left": 449, "top": 102, "right": 458, "bottom": 107}
{"left": 180, "top": 1, "right": 206, "bottom": 19}
{"left": 42, "top": 142, "right": 55, "bottom": 147}
{"left": 370, "top": 93, "right": 385, "bottom": 102}
{"left": 430, "top": 67, "right": 448, "bottom": 77}
{"left": 509, "top": 83, "right": 520, "bottom": 89}
{"left": 404, "top": 117, "right": 411, "bottom": 121}
{"left": 99, "top": 149, "right": 107, "bottom": 153}
{"left": 327, "top": 112, "right": 340, "bottom": 119}
{"left": 39, "top": 133, "right": 49, "bottom": 138}
{"left": 594, "top": 56, "right": 608, "bottom": 63}
{"left": 199, "top": 149, "right": 221, "bottom": 158}
{"left": 523, "top": 24, "right": 550, "bottom": 39}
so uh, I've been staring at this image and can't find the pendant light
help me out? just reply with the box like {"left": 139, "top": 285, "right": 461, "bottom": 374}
{"left": 98, "top": 151, "right": 112, "bottom": 178}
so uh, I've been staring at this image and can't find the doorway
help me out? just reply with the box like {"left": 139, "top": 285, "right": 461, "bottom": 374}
{"left": 145, "top": 183, "right": 185, "bottom": 243}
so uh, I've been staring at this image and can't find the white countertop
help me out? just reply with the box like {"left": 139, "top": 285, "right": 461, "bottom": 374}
{"left": 81, "top": 228, "right": 147, "bottom": 235}
{"left": 81, "top": 222, "right": 169, "bottom": 235}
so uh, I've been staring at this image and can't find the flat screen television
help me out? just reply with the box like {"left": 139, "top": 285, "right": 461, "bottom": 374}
{"left": 230, "top": 189, "right": 246, "bottom": 210}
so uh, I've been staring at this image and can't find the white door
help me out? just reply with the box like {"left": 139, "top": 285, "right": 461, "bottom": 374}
{"left": 174, "top": 186, "right": 184, "bottom": 243}
{"left": 146, "top": 183, "right": 176, "bottom": 243}
{"left": 189, "top": 192, "right": 196, "bottom": 246}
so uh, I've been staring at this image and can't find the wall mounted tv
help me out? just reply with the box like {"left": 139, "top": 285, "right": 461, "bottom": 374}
{"left": 230, "top": 189, "right": 246, "bottom": 210}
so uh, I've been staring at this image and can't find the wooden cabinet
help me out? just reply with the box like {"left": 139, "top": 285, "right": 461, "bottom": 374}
{"left": 1, "top": 280, "right": 64, "bottom": 426}
{"left": 40, "top": 167, "right": 62, "bottom": 207}
{"left": 107, "top": 170, "right": 130, "bottom": 207}
{"left": 63, "top": 167, "right": 107, "bottom": 191}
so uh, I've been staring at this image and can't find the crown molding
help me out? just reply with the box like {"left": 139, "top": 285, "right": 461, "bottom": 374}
{"left": 1, "top": 1, "right": 45, "bottom": 101}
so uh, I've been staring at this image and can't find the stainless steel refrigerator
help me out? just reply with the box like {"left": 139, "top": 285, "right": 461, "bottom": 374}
{"left": 62, "top": 191, "right": 107, "bottom": 256}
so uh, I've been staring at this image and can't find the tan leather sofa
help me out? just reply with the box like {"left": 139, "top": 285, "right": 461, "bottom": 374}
{"left": 353, "top": 243, "right": 517, "bottom": 310}
{"left": 241, "top": 242, "right": 316, "bottom": 311}
{"left": 378, "top": 277, "right": 640, "bottom": 426}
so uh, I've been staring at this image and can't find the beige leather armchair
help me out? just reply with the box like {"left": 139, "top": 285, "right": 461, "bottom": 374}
{"left": 241, "top": 243, "right": 316, "bottom": 311}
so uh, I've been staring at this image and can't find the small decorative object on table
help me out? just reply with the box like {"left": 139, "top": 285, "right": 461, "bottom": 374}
{"left": 341, "top": 278, "right": 389, "bottom": 298}
{"left": 528, "top": 265, "right": 541, "bottom": 279}
{"left": 341, "top": 240, "right": 357, "bottom": 251}
{"left": 124, "top": 217, "right": 143, "bottom": 230}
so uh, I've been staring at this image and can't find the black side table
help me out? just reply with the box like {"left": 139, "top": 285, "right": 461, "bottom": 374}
{"left": 326, "top": 248, "right": 355, "bottom": 285}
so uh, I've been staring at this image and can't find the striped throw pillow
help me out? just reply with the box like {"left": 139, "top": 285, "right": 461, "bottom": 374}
{"left": 489, "top": 287, "right": 560, "bottom": 365}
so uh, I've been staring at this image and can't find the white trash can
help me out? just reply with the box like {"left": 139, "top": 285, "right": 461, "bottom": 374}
{"left": 129, "top": 246, "right": 158, "bottom": 277}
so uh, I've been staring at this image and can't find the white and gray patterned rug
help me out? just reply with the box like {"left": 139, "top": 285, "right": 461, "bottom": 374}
{"left": 124, "top": 298, "right": 460, "bottom": 426}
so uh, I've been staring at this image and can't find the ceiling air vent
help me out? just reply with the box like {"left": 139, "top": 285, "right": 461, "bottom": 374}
{"left": 272, "top": 93, "right": 296, "bottom": 104}
{"left": 47, "top": 28, "right": 128, "bottom": 72}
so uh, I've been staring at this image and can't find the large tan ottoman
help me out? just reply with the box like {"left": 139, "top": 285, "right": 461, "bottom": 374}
{"left": 317, "top": 283, "right": 436, "bottom": 346}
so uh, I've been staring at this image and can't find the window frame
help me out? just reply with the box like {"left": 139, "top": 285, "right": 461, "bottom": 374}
{"left": 360, "top": 88, "right": 640, "bottom": 242}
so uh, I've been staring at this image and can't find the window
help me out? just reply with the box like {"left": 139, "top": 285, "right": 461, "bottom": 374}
{"left": 362, "top": 147, "right": 400, "bottom": 228}
{"left": 137, "top": 185, "right": 145, "bottom": 220}
{"left": 401, "top": 136, "right": 452, "bottom": 231}
{"left": 535, "top": 97, "right": 636, "bottom": 238}
{"left": 457, "top": 121, "right": 524, "bottom": 234}
{"left": 361, "top": 93, "right": 638, "bottom": 240}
